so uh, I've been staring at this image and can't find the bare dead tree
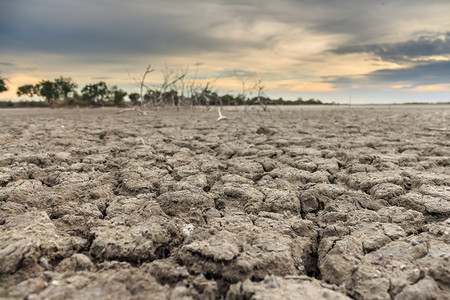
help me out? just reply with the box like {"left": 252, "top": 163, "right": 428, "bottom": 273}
{"left": 253, "top": 79, "right": 268, "bottom": 111}
{"left": 200, "top": 81, "right": 211, "bottom": 108}
{"left": 233, "top": 70, "right": 255, "bottom": 105}
{"left": 156, "top": 66, "right": 173, "bottom": 106}
{"left": 184, "top": 63, "right": 221, "bottom": 110}
{"left": 187, "top": 63, "right": 202, "bottom": 107}
{"left": 128, "top": 64, "right": 155, "bottom": 110}
{"left": 155, "top": 66, "right": 187, "bottom": 106}
{"left": 201, "top": 77, "right": 221, "bottom": 110}
{"left": 175, "top": 65, "right": 190, "bottom": 109}
{"left": 129, "top": 63, "right": 221, "bottom": 110}
{"left": 139, "top": 64, "right": 155, "bottom": 109}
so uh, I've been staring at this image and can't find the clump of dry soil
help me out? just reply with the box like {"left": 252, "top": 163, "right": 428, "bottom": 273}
{"left": 0, "top": 105, "right": 449, "bottom": 299}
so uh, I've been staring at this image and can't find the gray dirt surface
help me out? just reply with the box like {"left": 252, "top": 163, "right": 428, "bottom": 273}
{"left": 0, "top": 105, "right": 449, "bottom": 300}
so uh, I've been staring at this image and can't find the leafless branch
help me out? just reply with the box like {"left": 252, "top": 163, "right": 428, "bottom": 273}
{"left": 140, "top": 65, "right": 154, "bottom": 108}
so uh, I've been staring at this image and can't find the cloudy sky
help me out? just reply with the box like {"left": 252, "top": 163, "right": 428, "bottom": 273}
{"left": 1, "top": 0, "right": 450, "bottom": 103}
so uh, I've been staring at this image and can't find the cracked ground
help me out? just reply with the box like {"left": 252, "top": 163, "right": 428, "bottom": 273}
{"left": 0, "top": 105, "right": 449, "bottom": 300}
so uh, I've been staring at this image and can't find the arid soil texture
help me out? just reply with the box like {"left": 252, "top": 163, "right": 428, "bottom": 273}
{"left": 0, "top": 105, "right": 449, "bottom": 300}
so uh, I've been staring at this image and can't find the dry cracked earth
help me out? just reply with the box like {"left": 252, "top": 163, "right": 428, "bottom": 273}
{"left": 0, "top": 105, "right": 449, "bottom": 300}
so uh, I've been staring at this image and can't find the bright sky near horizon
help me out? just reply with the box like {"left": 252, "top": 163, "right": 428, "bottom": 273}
{"left": 1, "top": 0, "right": 450, "bottom": 104}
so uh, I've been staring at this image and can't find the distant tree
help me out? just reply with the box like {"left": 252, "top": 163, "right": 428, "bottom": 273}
{"left": 202, "top": 90, "right": 219, "bottom": 106}
{"left": 81, "top": 81, "right": 109, "bottom": 106}
{"left": 54, "top": 76, "right": 77, "bottom": 99}
{"left": 234, "top": 94, "right": 246, "bottom": 105}
{"left": 144, "top": 89, "right": 158, "bottom": 104}
{"left": 305, "top": 98, "right": 322, "bottom": 105}
{"left": 129, "top": 92, "right": 140, "bottom": 105}
{"left": 17, "top": 84, "right": 37, "bottom": 97}
{"left": 110, "top": 85, "right": 127, "bottom": 106}
{"left": 163, "top": 89, "right": 179, "bottom": 107}
{"left": 37, "top": 80, "right": 59, "bottom": 107}
{"left": 0, "top": 76, "right": 8, "bottom": 93}
{"left": 17, "top": 77, "right": 78, "bottom": 107}
{"left": 220, "top": 94, "right": 235, "bottom": 106}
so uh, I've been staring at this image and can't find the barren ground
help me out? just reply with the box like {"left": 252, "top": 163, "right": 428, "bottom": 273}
{"left": 0, "top": 105, "right": 449, "bottom": 300}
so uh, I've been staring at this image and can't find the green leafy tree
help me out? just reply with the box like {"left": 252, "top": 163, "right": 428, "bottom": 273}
{"left": 38, "top": 80, "right": 59, "bottom": 107}
{"left": 110, "top": 85, "right": 127, "bottom": 106}
{"left": 220, "top": 94, "right": 235, "bottom": 106}
{"left": 54, "top": 76, "right": 77, "bottom": 99}
{"left": 129, "top": 92, "right": 140, "bottom": 105}
{"left": 201, "top": 90, "right": 219, "bottom": 106}
{"left": 81, "top": 81, "right": 109, "bottom": 106}
{"left": 17, "top": 84, "right": 37, "bottom": 97}
{"left": 0, "top": 76, "right": 8, "bottom": 93}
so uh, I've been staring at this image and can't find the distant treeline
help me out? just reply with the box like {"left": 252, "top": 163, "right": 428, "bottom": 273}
{"left": 0, "top": 100, "right": 49, "bottom": 108}
{"left": 0, "top": 95, "right": 328, "bottom": 108}
{"left": 0, "top": 75, "right": 334, "bottom": 108}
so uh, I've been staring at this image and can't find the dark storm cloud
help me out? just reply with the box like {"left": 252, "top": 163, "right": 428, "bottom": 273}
{"left": 0, "top": 0, "right": 271, "bottom": 57}
{"left": 325, "top": 30, "right": 450, "bottom": 88}
{"left": 331, "top": 32, "right": 450, "bottom": 63}
{"left": 370, "top": 60, "right": 450, "bottom": 85}
{"left": 0, "top": 0, "right": 416, "bottom": 56}
{"left": 324, "top": 60, "right": 450, "bottom": 87}
{"left": 1, "top": 0, "right": 447, "bottom": 60}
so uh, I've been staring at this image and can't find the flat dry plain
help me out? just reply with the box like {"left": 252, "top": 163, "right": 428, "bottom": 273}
{"left": 0, "top": 105, "right": 449, "bottom": 300}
